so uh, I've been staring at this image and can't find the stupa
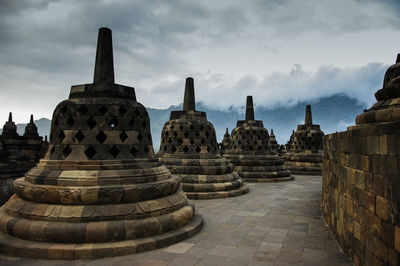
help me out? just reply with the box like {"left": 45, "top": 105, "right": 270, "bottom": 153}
{"left": 158, "top": 78, "right": 249, "bottom": 199}
{"left": 285, "top": 130, "right": 295, "bottom": 151}
{"left": 219, "top": 128, "right": 231, "bottom": 154}
{"left": 224, "top": 96, "right": 292, "bottom": 182}
{"left": 0, "top": 113, "right": 48, "bottom": 204}
{"left": 0, "top": 28, "right": 202, "bottom": 259}
{"left": 268, "top": 129, "right": 280, "bottom": 154}
{"left": 284, "top": 105, "right": 324, "bottom": 175}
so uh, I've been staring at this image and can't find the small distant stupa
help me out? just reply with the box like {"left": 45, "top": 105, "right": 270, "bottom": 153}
{"left": 285, "top": 130, "right": 295, "bottom": 151}
{"left": 219, "top": 127, "right": 231, "bottom": 154}
{"left": 224, "top": 96, "right": 293, "bottom": 182}
{"left": 268, "top": 128, "right": 280, "bottom": 154}
{"left": 283, "top": 105, "right": 324, "bottom": 175}
{"left": 158, "top": 78, "right": 249, "bottom": 199}
{"left": 0, "top": 113, "right": 48, "bottom": 204}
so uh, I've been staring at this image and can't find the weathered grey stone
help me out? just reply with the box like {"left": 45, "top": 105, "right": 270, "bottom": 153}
{"left": 0, "top": 113, "right": 48, "bottom": 204}
{"left": 323, "top": 54, "right": 400, "bottom": 266}
{"left": 224, "top": 96, "right": 292, "bottom": 182}
{"left": 0, "top": 27, "right": 202, "bottom": 260}
{"left": 284, "top": 105, "right": 324, "bottom": 175}
{"left": 158, "top": 78, "right": 249, "bottom": 199}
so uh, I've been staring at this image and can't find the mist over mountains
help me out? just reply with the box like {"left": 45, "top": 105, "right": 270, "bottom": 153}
{"left": 0, "top": 94, "right": 365, "bottom": 152}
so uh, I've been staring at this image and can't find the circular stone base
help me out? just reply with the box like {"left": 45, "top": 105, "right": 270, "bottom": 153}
{"left": 0, "top": 214, "right": 203, "bottom": 260}
{"left": 286, "top": 170, "right": 321, "bottom": 176}
{"left": 243, "top": 176, "right": 295, "bottom": 183}
{"left": 284, "top": 161, "right": 322, "bottom": 176}
{"left": 186, "top": 184, "right": 250, "bottom": 200}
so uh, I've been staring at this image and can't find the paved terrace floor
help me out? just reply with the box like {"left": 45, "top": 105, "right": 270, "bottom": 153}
{"left": 0, "top": 175, "right": 352, "bottom": 266}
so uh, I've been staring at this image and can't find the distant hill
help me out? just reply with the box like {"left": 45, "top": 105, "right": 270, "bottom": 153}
{"left": 0, "top": 94, "right": 366, "bottom": 152}
{"left": 149, "top": 94, "right": 366, "bottom": 150}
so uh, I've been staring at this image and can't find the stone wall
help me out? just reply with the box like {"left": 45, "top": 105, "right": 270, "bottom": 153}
{"left": 323, "top": 122, "right": 400, "bottom": 265}
{"left": 0, "top": 136, "right": 47, "bottom": 204}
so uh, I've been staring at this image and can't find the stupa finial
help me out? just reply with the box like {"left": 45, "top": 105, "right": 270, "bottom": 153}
{"left": 226, "top": 128, "right": 229, "bottom": 134}
{"left": 305, "top": 105, "right": 312, "bottom": 127}
{"left": 396, "top": 53, "right": 400, "bottom": 64}
{"left": 30, "top": 114, "right": 34, "bottom": 123}
{"left": 93, "top": 27, "right": 114, "bottom": 84}
{"left": 183, "top": 77, "right": 195, "bottom": 111}
{"left": 271, "top": 128, "right": 274, "bottom": 134}
{"left": 8, "top": 112, "right": 12, "bottom": 122}
{"left": 245, "top": 96, "right": 255, "bottom": 120}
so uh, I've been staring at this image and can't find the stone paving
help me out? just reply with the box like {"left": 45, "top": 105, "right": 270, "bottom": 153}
{"left": 0, "top": 175, "right": 352, "bottom": 265}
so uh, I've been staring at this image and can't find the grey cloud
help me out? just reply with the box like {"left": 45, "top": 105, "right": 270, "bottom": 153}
{"left": 193, "top": 63, "right": 388, "bottom": 111}
{"left": 0, "top": 0, "right": 398, "bottom": 123}
{"left": 250, "top": 0, "right": 400, "bottom": 38}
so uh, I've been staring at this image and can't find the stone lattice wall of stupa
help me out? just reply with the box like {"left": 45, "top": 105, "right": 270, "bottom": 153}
{"left": 283, "top": 105, "right": 324, "bottom": 175}
{"left": 224, "top": 96, "right": 293, "bottom": 182}
{"left": 158, "top": 78, "right": 249, "bottom": 199}
{"left": 0, "top": 113, "right": 48, "bottom": 205}
{"left": 322, "top": 54, "right": 400, "bottom": 265}
{"left": 0, "top": 28, "right": 202, "bottom": 260}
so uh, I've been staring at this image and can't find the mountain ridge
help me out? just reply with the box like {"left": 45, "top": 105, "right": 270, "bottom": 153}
{"left": 0, "top": 94, "right": 365, "bottom": 151}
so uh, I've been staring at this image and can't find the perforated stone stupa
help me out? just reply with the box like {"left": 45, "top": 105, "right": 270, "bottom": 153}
{"left": 0, "top": 27, "right": 202, "bottom": 259}
{"left": 158, "top": 78, "right": 249, "bottom": 199}
{"left": 219, "top": 128, "right": 231, "bottom": 155}
{"left": 268, "top": 129, "right": 280, "bottom": 154}
{"left": 285, "top": 130, "right": 295, "bottom": 151}
{"left": 284, "top": 105, "right": 324, "bottom": 175}
{"left": 224, "top": 96, "right": 292, "bottom": 182}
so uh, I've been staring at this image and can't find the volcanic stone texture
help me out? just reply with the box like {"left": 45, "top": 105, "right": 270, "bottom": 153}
{"left": 224, "top": 96, "right": 292, "bottom": 183}
{"left": 158, "top": 78, "right": 249, "bottom": 200}
{"left": 268, "top": 129, "right": 280, "bottom": 154}
{"left": 219, "top": 128, "right": 231, "bottom": 155}
{"left": 284, "top": 105, "right": 324, "bottom": 175}
{"left": 0, "top": 27, "right": 202, "bottom": 260}
{"left": 0, "top": 114, "right": 48, "bottom": 204}
{"left": 322, "top": 54, "right": 400, "bottom": 266}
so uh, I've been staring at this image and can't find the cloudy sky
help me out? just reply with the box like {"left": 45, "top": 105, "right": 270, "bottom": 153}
{"left": 1, "top": 0, "right": 400, "bottom": 123}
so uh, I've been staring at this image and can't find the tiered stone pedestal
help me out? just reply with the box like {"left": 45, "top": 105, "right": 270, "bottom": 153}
{"left": 0, "top": 159, "right": 202, "bottom": 259}
{"left": 283, "top": 152, "right": 322, "bottom": 175}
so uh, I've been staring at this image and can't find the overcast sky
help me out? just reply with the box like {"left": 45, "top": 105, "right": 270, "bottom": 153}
{"left": 1, "top": 0, "right": 400, "bottom": 123}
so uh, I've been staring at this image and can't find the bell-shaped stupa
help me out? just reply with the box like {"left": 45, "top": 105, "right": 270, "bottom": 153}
{"left": 268, "top": 128, "right": 280, "bottom": 154}
{"left": 1, "top": 113, "right": 17, "bottom": 137}
{"left": 224, "top": 96, "right": 292, "bottom": 182}
{"left": 0, "top": 28, "right": 202, "bottom": 259}
{"left": 285, "top": 130, "right": 295, "bottom": 151}
{"left": 219, "top": 127, "right": 231, "bottom": 155}
{"left": 158, "top": 78, "right": 249, "bottom": 199}
{"left": 284, "top": 105, "right": 324, "bottom": 175}
{"left": 23, "top": 115, "right": 39, "bottom": 138}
